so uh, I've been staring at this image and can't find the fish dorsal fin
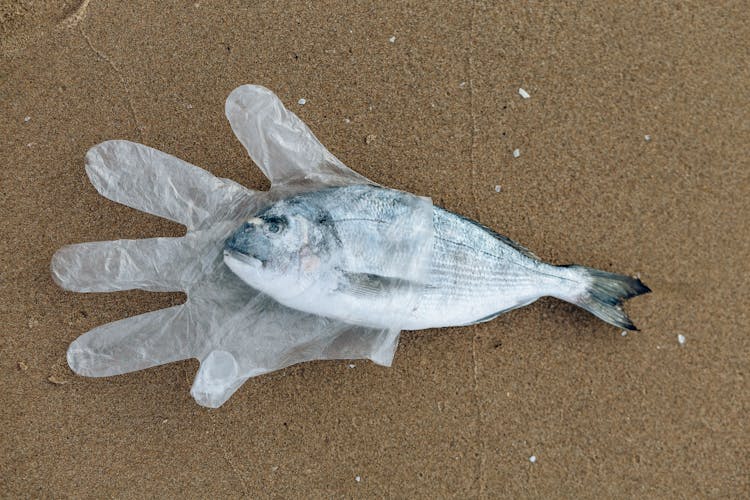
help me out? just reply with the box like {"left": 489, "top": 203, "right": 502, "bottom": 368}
{"left": 451, "top": 211, "right": 540, "bottom": 260}
{"left": 486, "top": 227, "right": 540, "bottom": 260}
{"left": 225, "top": 85, "right": 374, "bottom": 189}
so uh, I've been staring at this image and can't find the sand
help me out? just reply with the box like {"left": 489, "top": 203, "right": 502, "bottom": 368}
{"left": 1, "top": 1, "right": 748, "bottom": 497}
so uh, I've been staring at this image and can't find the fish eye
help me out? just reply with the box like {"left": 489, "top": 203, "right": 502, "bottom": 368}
{"left": 262, "top": 215, "right": 287, "bottom": 235}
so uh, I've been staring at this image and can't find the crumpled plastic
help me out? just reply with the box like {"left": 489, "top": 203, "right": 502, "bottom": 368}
{"left": 51, "top": 85, "right": 434, "bottom": 408}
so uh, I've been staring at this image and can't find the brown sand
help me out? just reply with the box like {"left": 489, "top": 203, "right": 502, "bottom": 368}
{"left": 1, "top": 1, "right": 748, "bottom": 497}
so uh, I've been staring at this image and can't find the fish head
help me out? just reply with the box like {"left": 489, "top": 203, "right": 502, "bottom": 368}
{"left": 223, "top": 199, "right": 336, "bottom": 299}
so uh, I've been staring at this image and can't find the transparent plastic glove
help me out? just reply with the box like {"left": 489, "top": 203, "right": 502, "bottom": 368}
{"left": 52, "top": 85, "right": 433, "bottom": 408}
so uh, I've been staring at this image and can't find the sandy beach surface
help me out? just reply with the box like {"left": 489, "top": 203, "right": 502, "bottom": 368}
{"left": 1, "top": 1, "right": 748, "bottom": 497}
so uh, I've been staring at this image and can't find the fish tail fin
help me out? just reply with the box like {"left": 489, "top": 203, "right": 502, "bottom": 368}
{"left": 555, "top": 265, "right": 651, "bottom": 330}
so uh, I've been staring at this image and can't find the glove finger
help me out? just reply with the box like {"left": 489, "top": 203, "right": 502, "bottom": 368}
{"left": 190, "top": 350, "right": 268, "bottom": 408}
{"left": 85, "top": 140, "right": 241, "bottom": 230}
{"left": 225, "top": 85, "right": 373, "bottom": 188}
{"left": 67, "top": 305, "right": 197, "bottom": 377}
{"left": 51, "top": 238, "right": 189, "bottom": 292}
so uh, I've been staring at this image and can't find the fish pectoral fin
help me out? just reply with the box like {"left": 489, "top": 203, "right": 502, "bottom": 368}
{"left": 337, "top": 271, "right": 425, "bottom": 298}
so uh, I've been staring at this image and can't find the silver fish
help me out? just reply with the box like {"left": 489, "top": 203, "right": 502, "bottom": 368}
{"left": 224, "top": 184, "right": 650, "bottom": 331}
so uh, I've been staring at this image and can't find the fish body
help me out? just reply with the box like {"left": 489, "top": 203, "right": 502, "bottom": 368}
{"left": 224, "top": 185, "right": 649, "bottom": 331}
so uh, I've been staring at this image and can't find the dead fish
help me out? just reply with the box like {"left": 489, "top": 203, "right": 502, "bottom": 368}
{"left": 224, "top": 185, "right": 650, "bottom": 330}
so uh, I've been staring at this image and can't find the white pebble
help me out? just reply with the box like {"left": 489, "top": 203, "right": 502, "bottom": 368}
{"left": 388, "top": 36, "right": 396, "bottom": 43}
{"left": 513, "top": 148, "right": 521, "bottom": 158}
{"left": 621, "top": 330, "right": 627, "bottom": 337}
{"left": 677, "top": 334, "right": 686, "bottom": 346}
{"left": 644, "top": 134, "right": 651, "bottom": 142}
{"left": 518, "top": 88, "right": 530, "bottom": 99}
{"left": 298, "top": 98, "right": 306, "bottom": 105}
{"left": 355, "top": 475, "right": 361, "bottom": 482}
{"left": 348, "top": 363, "right": 356, "bottom": 368}
{"left": 24, "top": 116, "right": 31, "bottom": 122}
{"left": 344, "top": 118, "right": 351, "bottom": 123}
{"left": 529, "top": 455, "right": 537, "bottom": 463}
{"left": 494, "top": 185, "right": 502, "bottom": 192}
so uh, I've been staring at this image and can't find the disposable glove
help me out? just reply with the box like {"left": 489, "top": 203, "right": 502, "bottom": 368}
{"left": 52, "top": 85, "right": 432, "bottom": 408}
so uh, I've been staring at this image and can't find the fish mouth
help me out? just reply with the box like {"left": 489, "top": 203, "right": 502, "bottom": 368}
{"left": 223, "top": 249, "right": 263, "bottom": 269}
